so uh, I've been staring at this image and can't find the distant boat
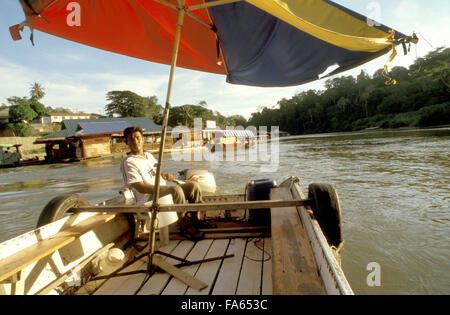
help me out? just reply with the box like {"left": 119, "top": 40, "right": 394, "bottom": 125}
{"left": 0, "top": 144, "right": 47, "bottom": 168}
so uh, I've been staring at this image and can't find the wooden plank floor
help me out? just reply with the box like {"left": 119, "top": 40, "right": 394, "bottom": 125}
{"left": 270, "top": 187, "right": 326, "bottom": 294}
{"left": 90, "top": 237, "right": 272, "bottom": 295}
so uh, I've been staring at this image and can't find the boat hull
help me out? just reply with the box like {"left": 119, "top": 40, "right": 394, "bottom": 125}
{"left": 0, "top": 177, "right": 353, "bottom": 295}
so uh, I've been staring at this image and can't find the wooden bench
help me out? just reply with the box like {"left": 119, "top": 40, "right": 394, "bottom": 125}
{"left": 0, "top": 213, "right": 116, "bottom": 294}
{"left": 270, "top": 187, "right": 326, "bottom": 294}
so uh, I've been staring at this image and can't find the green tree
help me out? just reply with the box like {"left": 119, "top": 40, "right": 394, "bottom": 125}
{"left": 227, "top": 114, "right": 247, "bottom": 127}
{"left": 7, "top": 97, "right": 37, "bottom": 122}
{"left": 410, "top": 47, "right": 450, "bottom": 90}
{"left": 167, "top": 104, "right": 217, "bottom": 127}
{"left": 417, "top": 102, "right": 450, "bottom": 126}
{"left": 105, "top": 90, "right": 147, "bottom": 117}
{"left": 29, "top": 100, "right": 48, "bottom": 118}
{"left": 29, "top": 82, "right": 46, "bottom": 101}
{"left": 142, "top": 96, "right": 163, "bottom": 122}
{"left": 7, "top": 122, "right": 32, "bottom": 136}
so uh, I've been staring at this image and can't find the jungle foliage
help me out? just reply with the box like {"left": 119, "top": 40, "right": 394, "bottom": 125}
{"left": 247, "top": 47, "right": 449, "bottom": 134}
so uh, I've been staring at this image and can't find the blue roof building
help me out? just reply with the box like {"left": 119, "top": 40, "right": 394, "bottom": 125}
{"left": 34, "top": 117, "right": 168, "bottom": 160}
{"left": 37, "top": 117, "right": 167, "bottom": 141}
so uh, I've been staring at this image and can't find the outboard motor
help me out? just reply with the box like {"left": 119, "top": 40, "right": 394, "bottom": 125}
{"left": 178, "top": 169, "right": 217, "bottom": 195}
{"left": 246, "top": 179, "right": 277, "bottom": 225}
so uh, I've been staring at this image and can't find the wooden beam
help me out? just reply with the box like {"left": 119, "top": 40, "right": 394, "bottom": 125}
{"left": 35, "top": 243, "right": 115, "bottom": 295}
{"left": 187, "top": 0, "right": 242, "bottom": 11}
{"left": 10, "top": 271, "right": 24, "bottom": 295}
{"left": 71, "top": 199, "right": 311, "bottom": 214}
{"left": 152, "top": 256, "right": 208, "bottom": 292}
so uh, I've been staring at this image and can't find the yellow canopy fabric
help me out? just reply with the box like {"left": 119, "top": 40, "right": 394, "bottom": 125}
{"left": 246, "top": 0, "right": 393, "bottom": 52}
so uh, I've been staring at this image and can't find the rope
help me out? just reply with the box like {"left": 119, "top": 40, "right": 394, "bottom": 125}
{"left": 382, "top": 31, "right": 420, "bottom": 85}
{"left": 382, "top": 30, "right": 398, "bottom": 85}
{"left": 244, "top": 238, "right": 272, "bottom": 262}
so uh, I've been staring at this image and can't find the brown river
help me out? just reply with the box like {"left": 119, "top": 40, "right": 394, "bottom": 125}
{"left": 0, "top": 127, "right": 449, "bottom": 295}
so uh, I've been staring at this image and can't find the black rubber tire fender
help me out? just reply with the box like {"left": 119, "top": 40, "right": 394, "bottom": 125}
{"left": 308, "top": 183, "right": 343, "bottom": 248}
{"left": 37, "top": 194, "right": 90, "bottom": 228}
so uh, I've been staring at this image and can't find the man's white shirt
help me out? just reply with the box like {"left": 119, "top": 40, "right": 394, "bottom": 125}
{"left": 121, "top": 151, "right": 177, "bottom": 227}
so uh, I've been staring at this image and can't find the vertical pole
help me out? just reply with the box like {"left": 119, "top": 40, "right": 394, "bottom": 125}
{"left": 147, "top": 0, "right": 185, "bottom": 272}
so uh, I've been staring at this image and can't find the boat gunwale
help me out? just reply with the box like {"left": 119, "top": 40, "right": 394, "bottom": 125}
{"left": 280, "top": 176, "right": 354, "bottom": 295}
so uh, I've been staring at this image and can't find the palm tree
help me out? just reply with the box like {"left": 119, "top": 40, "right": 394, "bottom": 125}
{"left": 181, "top": 105, "right": 193, "bottom": 127}
{"left": 29, "top": 82, "right": 45, "bottom": 101}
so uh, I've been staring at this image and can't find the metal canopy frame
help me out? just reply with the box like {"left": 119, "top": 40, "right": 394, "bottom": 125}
{"left": 143, "top": 0, "right": 243, "bottom": 289}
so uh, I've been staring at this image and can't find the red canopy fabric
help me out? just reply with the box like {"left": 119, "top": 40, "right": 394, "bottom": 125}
{"left": 28, "top": 0, "right": 226, "bottom": 74}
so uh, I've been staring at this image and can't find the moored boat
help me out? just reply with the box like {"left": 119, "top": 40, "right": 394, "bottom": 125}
{"left": 0, "top": 144, "right": 48, "bottom": 168}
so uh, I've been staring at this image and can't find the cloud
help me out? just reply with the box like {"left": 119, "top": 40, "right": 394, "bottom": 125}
{"left": 0, "top": 59, "right": 39, "bottom": 104}
{"left": 392, "top": 0, "right": 450, "bottom": 52}
{"left": 166, "top": 71, "right": 306, "bottom": 118}
{"left": 0, "top": 57, "right": 172, "bottom": 114}
{"left": 0, "top": 55, "right": 327, "bottom": 119}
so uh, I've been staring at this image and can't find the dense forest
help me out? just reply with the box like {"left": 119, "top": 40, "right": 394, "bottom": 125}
{"left": 247, "top": 47, "right": 449, "bottom": 134}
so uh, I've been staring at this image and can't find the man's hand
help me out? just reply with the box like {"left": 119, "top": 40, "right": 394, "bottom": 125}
{"left": 162, "top": 173, "right": 175, "bottom": 182}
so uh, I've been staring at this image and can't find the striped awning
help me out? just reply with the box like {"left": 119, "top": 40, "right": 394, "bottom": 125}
{"left": 216, "top": 130, "right": 256, "bottom": 138}
{"left": 10, "top": 0, "right": 414, "bottom": 87}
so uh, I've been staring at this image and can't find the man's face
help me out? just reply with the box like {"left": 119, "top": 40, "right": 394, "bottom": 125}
{"left": 126, "top": 131, "right": 144, "bottom": 153}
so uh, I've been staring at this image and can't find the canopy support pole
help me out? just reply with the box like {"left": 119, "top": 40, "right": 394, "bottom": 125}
{"left": 147, "top": 0, "right": 186, "bottom": 274}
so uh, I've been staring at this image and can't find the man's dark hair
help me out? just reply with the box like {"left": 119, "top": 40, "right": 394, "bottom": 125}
{"left": 123, "top": 126, "right": 144, "bottom": 142}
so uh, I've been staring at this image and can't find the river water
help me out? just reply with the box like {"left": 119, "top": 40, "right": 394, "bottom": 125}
{"left": 0, "top": 127, "right": 449, "bottom": 295}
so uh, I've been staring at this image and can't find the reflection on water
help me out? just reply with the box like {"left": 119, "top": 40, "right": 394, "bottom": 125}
{"left": 0, "top": 127, "right": 449, "bottom": 294}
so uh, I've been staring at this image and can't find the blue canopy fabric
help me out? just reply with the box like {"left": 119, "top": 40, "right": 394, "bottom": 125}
{"left": 208, "top": 1, "right": 403, "bottom": 86}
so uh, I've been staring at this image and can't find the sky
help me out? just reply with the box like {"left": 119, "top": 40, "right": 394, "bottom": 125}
{"left": 0, "top": 0, "right": 449, "bottom": 119}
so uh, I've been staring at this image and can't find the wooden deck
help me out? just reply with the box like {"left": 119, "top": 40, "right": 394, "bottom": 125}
{"left": 79, "top": 185, "right": 326, "bottom": 295}
{"left": 87, "top": 237, "right": 272, "bottom": 295}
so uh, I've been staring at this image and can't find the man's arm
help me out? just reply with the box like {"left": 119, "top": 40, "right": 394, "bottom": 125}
{"left": 162, "top": 173, "right": 175, "bottom": 182}
{"left": 131, "top": 181, "right": 170, "bottom": 195}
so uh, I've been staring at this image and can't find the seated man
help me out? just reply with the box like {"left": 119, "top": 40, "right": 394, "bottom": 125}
{"left": 120, "top": 126, "right": 204, "bottom": 239}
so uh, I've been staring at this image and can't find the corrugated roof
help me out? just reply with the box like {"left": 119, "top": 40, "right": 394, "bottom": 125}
{"left": 75, "top": 121, "right": 131, "bottom": 136}
{"left": 39, "top": 129, "right": 73, "bottom": 140}
{"left": 63, "top": 117, "right": 165, "bottom": 133}
{"left": 37, "top": 117, "right": 167, "bottom": 141}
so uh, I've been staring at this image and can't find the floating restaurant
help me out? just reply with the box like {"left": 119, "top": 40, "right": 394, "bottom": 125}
{"left": 34, "top": 117, "right": 167, "bottom": 161}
